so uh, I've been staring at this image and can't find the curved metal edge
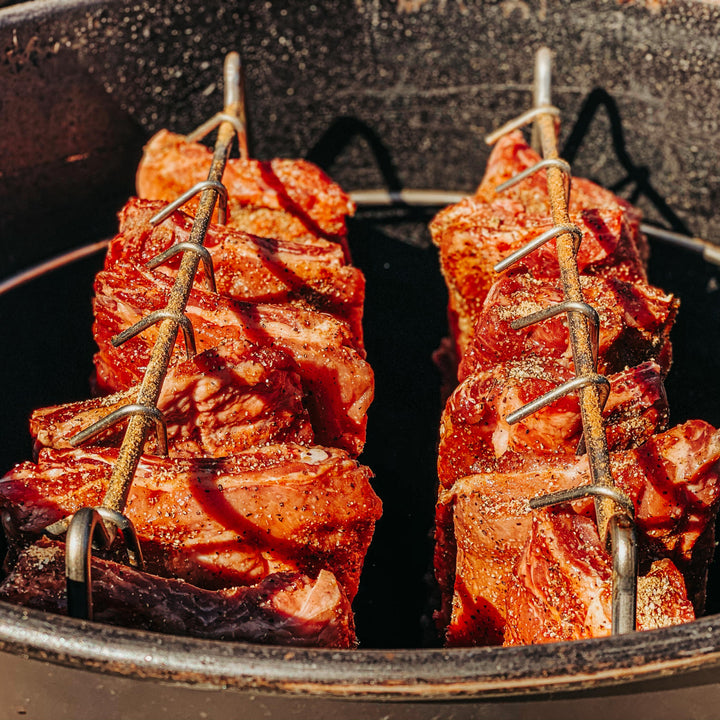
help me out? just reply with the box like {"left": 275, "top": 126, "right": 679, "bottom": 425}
{"left": 0, "top": 196, "right": 719, "bottom": 701}
{"left": 0, "top": 600, "right": 719, "bottom": 700}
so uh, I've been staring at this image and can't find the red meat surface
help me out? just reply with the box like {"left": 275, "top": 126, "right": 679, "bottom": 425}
{"left": 109, "top": 198, "right": 365, "bottom": 347}
{"left": 434, "top": 420, "right": 720, "bottom": 646}
{"left": 503, "top": 508, "right": 695, "bottom": 646}
{"left": 0, "top": 538, "right": 356, "bottom": 648}
{"left": 30, "top": 340, "right": 314, "bottom": 458}
{"left": 431, "top": 197, "right": 646, "bottom": 359}
{"left": 458, "top": 267, "right": 678, "bottom": 381}
{"left": 136, "top": 130, "right": 355, "bottom": 244}
{"left": 475, "top": 131, "right": 645, "bottom": 252}
{"left": 92, "top": 261, "right": 373, "bottom": 456}
{"left": 437, "top": 359, "right": 668, "bottom": 489}
{"left": 0, "top": 443, "right": 382, "bottom": 602}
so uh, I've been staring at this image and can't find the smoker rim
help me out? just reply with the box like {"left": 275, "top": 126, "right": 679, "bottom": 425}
{"left": 1, "top": 596, "right": 719, "bottom": 699}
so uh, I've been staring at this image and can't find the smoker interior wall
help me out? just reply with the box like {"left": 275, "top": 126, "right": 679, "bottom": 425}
{"left": 1, "top": 0, "right": 720, "bottom": 650}
{"left": 2, "top": 0, "right": 720, "bottom": 266}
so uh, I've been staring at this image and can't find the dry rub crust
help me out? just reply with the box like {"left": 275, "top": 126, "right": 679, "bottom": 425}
{"left": 502, "top": 509, "right": 695, "bottom": 646}
{"left": 0, "top": 443, "right": 382, "bottom": 603}
{"left": 136, "top": 129, "right": 356, "bottom": 242}
{"left": 435, "top": 421, "right": 720, "bottom": 646}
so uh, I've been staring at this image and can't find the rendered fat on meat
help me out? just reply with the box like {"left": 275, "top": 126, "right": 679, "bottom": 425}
{"left": 502, "top": 508, "right": 695, "bottom": 646}
{"left": 136, "top": 130, "right": 355, "bottom": 247}
{"left": 92, "top": 260, "right": 373, "bottom": 456}
{"left": 109, "top": 198, "right": 365, "bottom": 348}
{"left": 30, "top": 340, "right": 314, "bottom": 458}
{"left": 458, "top": 267, "right": 678, "bottom": 382}
{"left": 0, "top": 443, "right": 382, "bottom": 602}
{"left": 430, "top": 198, "right": 646, "bottom": 360}
{"left": 437, "top": 359, "right": 669, "bottom": 489}
{"left": 0, "top": 538, "right": 356, "bottom": 648}
{"left": 434, "top": 420, "right": 720, "bottom": 646}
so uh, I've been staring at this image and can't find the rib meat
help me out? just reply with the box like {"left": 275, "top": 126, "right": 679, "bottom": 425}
{"left": 434, "top": 420, "right": 720, "bottom": 646}
{"left": 0, "top": 538, "right": 356, "bottom": 648}
{"left": 503, "top": 508, "right": 695, "bottom": 646}
{"left": 136, "top": 130, "right": 354, "bottom": 245}
{"left": 474, "top": 131, "right": 645, "bottom": 254}
{"left": 109, "top": 198, "right": 365, "bottom": 347}
{"left": 30, "top": 340, "right": 314, "bottom": 458}
{"left": 92, "top": 260, "right": 373, "bottom": 456}
{"left": 458, "top": 266, "right": 678, "bottom": 381}
{"left": 437, "top": 359, "right": 668, "bottom": 489}
{"left": 0, "top": 443, "right": 382, "bottom": 602}
{"left": 431, "top": 198, "right": 646, "bottom": 358}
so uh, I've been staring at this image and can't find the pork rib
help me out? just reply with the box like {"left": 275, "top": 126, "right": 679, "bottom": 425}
{"left": 92, "top": 260, "right": 373, "bottom": 456}
{"left": 503, "top": 508, "right": 695, "bottom": 646}
{"left": 435, "top": 420, "right": 720, "bottom": 646}
{"left": 437, "top": 359, "right": 668, "bottom": 489}
{"left": 109, "top": 198, "right": 365, "bottom": 347}
{"left": 0, "top": 443, "right": 382, "bottom": 602}
{"left": 458, "top": 266, "right": 678, "bottom": 381}
{"left": 0, "top": 538, "right": 356, "bottom": 648}
{"left": 431, "top": 199, "right": 646, "bottom": 359}
{"left": 474, "top": 130, "right": 645, "bottom": 252}
{"left": 31, "top": 340, "right": 314, "bottom": 458}
{"left": 136, "top": 129, "right": 355, "bottom": 244}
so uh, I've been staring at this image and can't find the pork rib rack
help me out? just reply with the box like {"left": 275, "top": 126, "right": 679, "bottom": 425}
{"left": 0, "top": 58, "right": 380, "bottom": 649}
{"left": 432, "top": 121, "right": 720, "bottom": 646}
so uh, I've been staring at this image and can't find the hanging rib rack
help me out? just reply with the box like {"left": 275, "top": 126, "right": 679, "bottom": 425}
{"left": 485, "top": 47, "right": 638, "bottom": 634}
{"left": 44, "top": 51, "right": 247, "bottom": 620}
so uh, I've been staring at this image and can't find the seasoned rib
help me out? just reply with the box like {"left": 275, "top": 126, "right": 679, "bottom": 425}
{"left": 458, "top": 266, "right": 678, "bottom": 381}
{"left": 431, "top": 199, "right": 646, "bottom": 359}
{"left": 109, "top": 198, "right": 365, "bottom": 347}
{"left": 474, "top": 131, "right": 645, "bottom": 256}
{"left": 437, "top": 359, "right": 668, "bottom": 489}
{"left": 0, "top": 443, "right": 382, "bottom": 602}
{"left": 30, "top": 340, "right": 314, "bottom": 458}
{"left": 136, "top": 129, "right": 354, "bottom": 244}
{"left": 434, "top": 420, "right": 720, "bottom": 646}
{"left": 502, "top": 508, "right": 695, "bottom": 646}
{"left": 0, "top": 538, "right": 356, "bottom": 648}
{"left": 92, "top": 260, "right": 373, "bottom": 456}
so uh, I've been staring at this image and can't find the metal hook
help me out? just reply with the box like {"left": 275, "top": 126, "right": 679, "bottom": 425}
{"left": 485, "top": 105, "right": 561, "bottom": 145}
{"left": 493, "top": 223, "right": 584, "bottom": 273}
{"left": 150, "top": 180, "right": 229, "bottom": 227}
{"left": 527, "top": 481, "right": 637, "bottom": 635}
{"left": 185, "top": 52, "right": 248, "bottom": 159}
{"left": 505, "top": 372, "right": 610, "bottom": 425}
{"left": 111, "top": 308, "right": 197, "bottom": 361}
{"left": 146, "top": 241, "right": 218, "bottom": 294}
{"left": 495, "top": 157, "right": 572, "bottom": 199}
{"left": 68, "top": 403, "right": 169, "bottom": 457}
{"left": 65, "top": 506, "right": 145, "bottom": 620}
{"left": 509, "top": 299, "right": 600, "bottom": 369}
